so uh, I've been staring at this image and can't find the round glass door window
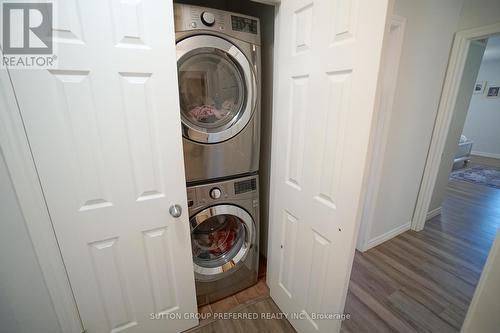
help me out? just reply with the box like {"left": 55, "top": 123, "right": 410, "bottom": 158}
{"left": 178, "top": 48, "right": 246, "bottom": 131}
{"left": 190, "top": 205, "right": 254, "bottom": 277}
{"left": 176, "top": 35, "right": 257, "bottom": 144}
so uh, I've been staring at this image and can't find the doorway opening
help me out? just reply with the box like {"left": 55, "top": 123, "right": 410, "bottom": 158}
{"left": 429, "top": 35, "right": 500, "bottom": 222}
{"left": 413, "top": 24, "right": 500, "bottom": 232}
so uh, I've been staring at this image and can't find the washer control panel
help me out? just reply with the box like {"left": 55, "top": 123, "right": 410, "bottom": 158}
{"left": 186, "top": 175, "right": 258, "bottom": 216}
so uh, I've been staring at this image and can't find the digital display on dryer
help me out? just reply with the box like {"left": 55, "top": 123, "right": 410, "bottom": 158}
{"left": 231, "top": 15, "right": 258, "bottom": 34}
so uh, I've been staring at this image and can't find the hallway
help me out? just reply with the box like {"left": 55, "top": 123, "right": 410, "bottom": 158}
{"left": 341, "top": 156, "right": 500, "bottom": 332}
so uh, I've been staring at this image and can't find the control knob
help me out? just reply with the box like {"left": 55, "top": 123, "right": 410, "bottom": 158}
{"left": 201, "top": 11, "right": 216, "bottom": 26}
{"left": 209, "top": 187, "right": 222, "bottom": 199}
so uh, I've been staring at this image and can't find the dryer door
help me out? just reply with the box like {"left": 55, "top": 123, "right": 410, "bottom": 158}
{"left": 177, "top": 35, "right": 257, "bottom": 143}
{"left": 190, "top": 205, "right": 255, "bottom": 280}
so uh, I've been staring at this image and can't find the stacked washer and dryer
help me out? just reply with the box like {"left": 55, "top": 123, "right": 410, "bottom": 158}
{"left": 174, "top": 4, "right": 261, "bottom": 306}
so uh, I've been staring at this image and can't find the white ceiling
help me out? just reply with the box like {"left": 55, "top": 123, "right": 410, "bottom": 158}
{"left": 483, "top": 35, "right": 500, "bottom": 62}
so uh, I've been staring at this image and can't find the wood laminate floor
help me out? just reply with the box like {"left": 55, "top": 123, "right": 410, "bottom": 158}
{"left": 468, "top": 154, "right": 500, "bottom": 168}
{"left": 341, "top": 156, "right": 500, "bottom": 332}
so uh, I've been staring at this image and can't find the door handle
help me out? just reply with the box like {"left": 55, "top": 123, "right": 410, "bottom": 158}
{"left": 169, "top": 204, "right": 182, "bottom": 218}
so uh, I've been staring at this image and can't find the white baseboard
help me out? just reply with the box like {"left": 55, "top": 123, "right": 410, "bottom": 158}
{"left": 359, "top": 222, "right": 411, "bottom": 252}
{"left": 426, "top": 207, "right": 442, "bottom": 221}
{"left": 471, "top": 151, "right": 500, "bottom": 160}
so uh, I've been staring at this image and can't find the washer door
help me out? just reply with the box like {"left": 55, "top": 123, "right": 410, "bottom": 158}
{"left": 177, "top": 35, "right": 257, "bottom": 144}
{"left": 190, "top": 205, "right": 255, "bottom": 280}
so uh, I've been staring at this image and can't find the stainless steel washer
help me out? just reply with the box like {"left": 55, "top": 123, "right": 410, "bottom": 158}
{"left": 187, "top": 175, "right": 259, "bottom": 306}
{"left": 174, "top": 4, "right": 261, "bottom": 183}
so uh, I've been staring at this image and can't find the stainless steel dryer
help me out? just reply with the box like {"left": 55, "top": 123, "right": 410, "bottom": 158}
{"left": 187, "top": 175, "right": 259, "bottom": 305}
{"left": 174, "top": 4, "right": 261, "bottom": 183}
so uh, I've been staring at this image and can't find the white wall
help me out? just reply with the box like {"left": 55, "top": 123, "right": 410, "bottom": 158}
{"left": 357, "top": 16, "right": 407, "bottom": 250}
{"left": 429, "top": 40, "right": 486, "bottom": 213}
{"left": 458, "top": 0, "right": 500, "bottom": 31}
{"left": 360, "top": 0, "right": 464, "bottom": 248}
{"left": 0, "top": 151, "right": 62, "bottom": 333}
{"left": 461, "top": 229, "right": 500, "bottom": 333}
{"left": 463, "top": 59, "right": 500, "bottom": 158}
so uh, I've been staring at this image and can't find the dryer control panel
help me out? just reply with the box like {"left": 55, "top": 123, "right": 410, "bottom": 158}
{"left": 174, "top": 3, "right": 260, "bottom": 46}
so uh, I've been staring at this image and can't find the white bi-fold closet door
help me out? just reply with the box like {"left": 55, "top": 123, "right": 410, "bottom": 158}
{"left": 7, "top": 1, "right": 197, "bottom": 333}
{"left": 267, "top": 0, "right": 390, "bottom": 332}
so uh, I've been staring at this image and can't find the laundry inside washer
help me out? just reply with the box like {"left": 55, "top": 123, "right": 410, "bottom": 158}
{"left": 191, "top": 214, "right": 245, "bottom": 262}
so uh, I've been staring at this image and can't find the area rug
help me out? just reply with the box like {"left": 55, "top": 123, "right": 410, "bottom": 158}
{"left": 450, "top": 165, "right": 500, "bottom": 189}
